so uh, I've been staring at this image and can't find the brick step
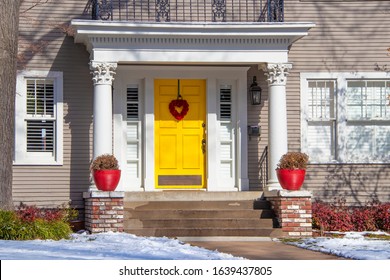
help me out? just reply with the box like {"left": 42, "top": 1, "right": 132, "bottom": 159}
{"left": 124, "top": 228, "right": 283, "bottom": 238}
{"left": 124, "top": 200, "right": 270, "bottom": 210}
{"left": 125, "top": 218, "right": 274, "bottom": 229}
{"left": 125, "top": 209, "right": 275, "bottom": 219}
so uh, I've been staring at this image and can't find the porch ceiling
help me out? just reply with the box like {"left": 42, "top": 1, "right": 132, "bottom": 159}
{"left": 71, "top": 20, "right": 315, "bottom": 64}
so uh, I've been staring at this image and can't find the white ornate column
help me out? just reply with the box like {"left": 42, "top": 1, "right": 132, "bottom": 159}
{"left": 262, "top": 63, "right": 292, "bottom": 193}
{"left": 90, "top": 61, "right": 117, "bottom": 159}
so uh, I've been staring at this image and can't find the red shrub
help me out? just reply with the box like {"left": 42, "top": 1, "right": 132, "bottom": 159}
{"left": 16, "top": 203, "right": 67, "bottom": 223}
{"left": 16, "top": 204, "right": 41, "bottom": 223}
{"left": 351, "top": 207, "right": 376, "bottom": 231}
{"left": 312, "top": 200, "right": 353, "bottom": 232}
{"left": 374, "top": 203, "right": 390, "bottom": 231}
{"left": 312, "top": 199, "right": 390, "bottom": 233}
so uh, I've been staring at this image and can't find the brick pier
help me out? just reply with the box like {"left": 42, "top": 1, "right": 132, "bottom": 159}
{"left": 266, "top": 190, "right": 313, "bottom": 237}
{"left": 83, "top": 191, "right": 124, "bottom": 233}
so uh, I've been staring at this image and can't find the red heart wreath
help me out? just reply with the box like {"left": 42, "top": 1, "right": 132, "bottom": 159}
{"left": 169, "top": 99, "right": 189, "bottom": 121}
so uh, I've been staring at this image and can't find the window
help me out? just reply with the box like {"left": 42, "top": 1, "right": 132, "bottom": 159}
{"left": 345, "top": 80, "right": 390, "bottom": 162}
{"left": 15, "top": 71, "right": 63, "bottom": 165}
{"left": 301, "top": 73, "right": 390, "bottom": 163}
{"left": 306, "top": 80, "right": 336, "bottom": 162}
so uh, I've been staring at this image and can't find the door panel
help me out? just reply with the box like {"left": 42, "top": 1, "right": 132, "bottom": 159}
{"left": 155, "top": 79, "right": 206, "bottom": 189}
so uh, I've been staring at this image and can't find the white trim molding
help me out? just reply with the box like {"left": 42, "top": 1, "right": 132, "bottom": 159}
{"left": 71, "top": 21, "right": 315, "bottom": 64}
{"left": 113, "top": 66, "right": 249, "bottom": 192}
{"left": 70, "top": 20, "right": 315, "bottom": 192}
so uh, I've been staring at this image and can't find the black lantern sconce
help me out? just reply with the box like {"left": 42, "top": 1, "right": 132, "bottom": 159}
{"left": 249, "top": 76, "right": 262, "bottom": 105}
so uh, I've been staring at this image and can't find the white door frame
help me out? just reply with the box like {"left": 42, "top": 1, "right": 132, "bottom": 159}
{"left": 113, "top": 65, "right": 249, "bottom": 192}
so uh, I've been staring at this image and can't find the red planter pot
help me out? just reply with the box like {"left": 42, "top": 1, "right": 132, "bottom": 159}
{"left": 93, "top": 170, "right": 121, "bottom": 191}
{"left": 276, "top": 169, "right": 306, "bottom": 191}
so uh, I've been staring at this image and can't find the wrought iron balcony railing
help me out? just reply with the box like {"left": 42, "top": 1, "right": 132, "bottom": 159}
{"left": 87, "top": 0, "right": 284, "bottom": 23}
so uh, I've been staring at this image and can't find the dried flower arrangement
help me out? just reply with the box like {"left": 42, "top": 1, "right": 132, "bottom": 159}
{"left": 276, "top": 152, "right": 309, "bottom": 170}
{"left": 90, "top": 154, "right": 119, "bottom": 171}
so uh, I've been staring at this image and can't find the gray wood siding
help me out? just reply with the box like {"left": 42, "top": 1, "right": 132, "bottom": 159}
{"left": 247, "top": 67, "right": 269, "bottom": 190}
{"left": 248, "top": 0, "right": 390, "bottom": 204}
{"left": 15, "top": 1, "right": 389, "bottom": 206}
{"left": 248, "top": 0, "right": 390, "bottom": 205}
{"left": 14, "top": 0, "right": 92, "bottom": 209}
{"left": 304, "top": 164, "right": 390, "bottom": 206}
{"left": 287, "top": 0, "right": 390, "bottom": 204}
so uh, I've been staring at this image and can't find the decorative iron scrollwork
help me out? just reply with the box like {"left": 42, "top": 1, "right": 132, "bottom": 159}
{"left": 92, "top": 0, "right": 113, "bottom": 21}
{"left": 268, "top": 0, "right": 284, "bottom": 22}
{"left": 212, "top": 0, "right": 226, "bottom": 22}
{"left": 156, "top": 0, "right": 170, "bottom": 22}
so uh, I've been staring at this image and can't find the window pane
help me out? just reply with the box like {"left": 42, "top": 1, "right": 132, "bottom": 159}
{"left": 26, "top": 79, "right": 54, "bottom": 117}
{"left": 368, "top": 81, "right": 389, "bottom": 119}
{"left": 26, "top": 120, "right": 54, "bottom": 152}
{"left": 347, "top": 81, "right": 365, "bottom": 120}
{"left": 375, "top": 125, "right": 390, "bottom": 161}
{"left": 307, "top": 122, "right": 335, "bottom": 162}
{"left": 345, "top": 124, "right": 373, "bottom": 162}
{"left": 308, "top": 80, "right": 335, "bottom": 120}
{"left": 347, "top": 80, "right": 390, "bottom": 120}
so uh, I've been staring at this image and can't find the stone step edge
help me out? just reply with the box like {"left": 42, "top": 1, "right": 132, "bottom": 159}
{"left": 124, "top": 191, "right": 264, "bottom": 201}
{"left": 177, "top": 236, "right": 275, "bottom": 242}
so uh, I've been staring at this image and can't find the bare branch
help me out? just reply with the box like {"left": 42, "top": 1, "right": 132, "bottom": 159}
{"left": 20, "top": 0, "right": 50, "bottom": 14}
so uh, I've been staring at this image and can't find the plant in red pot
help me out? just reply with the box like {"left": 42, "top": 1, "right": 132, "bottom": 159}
{"left": 276, "top": 152, "right": 309, "bottom": 191}
{"left": 90, "top": 154, "right": 121, "bottom": 191}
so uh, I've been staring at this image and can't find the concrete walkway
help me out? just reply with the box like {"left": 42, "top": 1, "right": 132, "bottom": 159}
{"left": 188, "top": 240, "right": 344, "bottom": 260}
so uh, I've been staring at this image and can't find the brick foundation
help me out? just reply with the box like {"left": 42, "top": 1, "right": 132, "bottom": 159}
{"left": 83, "top": 191, "right": 124, "bottom": 233}
{"left": 266, "top": 190, "right": 312, "bottom": 237}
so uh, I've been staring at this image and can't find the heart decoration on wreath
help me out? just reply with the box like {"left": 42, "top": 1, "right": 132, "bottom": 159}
{"left": 169, "top": 97, "right": 189, "bottom": 121}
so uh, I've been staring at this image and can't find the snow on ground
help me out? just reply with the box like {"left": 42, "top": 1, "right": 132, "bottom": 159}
{"left": 287, "top": 231, "right": 390, "bottom": 260}
{"left": 0, "top": 231, "right": 389, "bottom": 260}
{"left": 0, "top": 231, "right": 243, "bottom": 260}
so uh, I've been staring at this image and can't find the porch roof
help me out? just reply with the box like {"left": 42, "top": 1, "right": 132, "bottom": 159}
{"left": 71, "top": 20, "right": 315, "bottom": 64}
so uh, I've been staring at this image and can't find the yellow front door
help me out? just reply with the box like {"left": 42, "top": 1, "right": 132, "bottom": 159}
{"left": 154, "top": 79, "right": 206, "bottom": 189}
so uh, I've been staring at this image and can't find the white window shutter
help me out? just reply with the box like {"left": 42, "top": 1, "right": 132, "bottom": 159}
{"left": 126, "top": 85, "right": 141, "bottom": 181}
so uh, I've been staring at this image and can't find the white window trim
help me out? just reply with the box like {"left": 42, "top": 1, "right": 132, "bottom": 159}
{"left": 301, "top": 72, "right": 390, "bottom": 164}
{"left": 15, "top": 70, "right": 63, "bottom": 165}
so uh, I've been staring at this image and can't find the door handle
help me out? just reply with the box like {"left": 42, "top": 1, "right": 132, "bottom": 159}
{"left": 202, "top": 139, "right": 206, "bottom": 154}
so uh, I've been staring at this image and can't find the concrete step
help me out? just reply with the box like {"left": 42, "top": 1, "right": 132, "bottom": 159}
{"left": 125, "top": 191, "right": 264, "bottom": 202}
{"left": 124, "top": 228, "right": 281, "bottom": 238}
{"left": 123, "top": 191, "right": 280, "bottom": 239}
{"left": 125, "top": 218, "right": 274, "bottom": 229}
{"left": 125, "top": 209, "right": 275, "bottom": 219}
{"left": 124, "top": 200, "right": 270, "bottom": 210}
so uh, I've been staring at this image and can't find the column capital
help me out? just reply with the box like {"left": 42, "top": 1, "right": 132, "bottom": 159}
{"left": 262, "top": 63, "right": 292, "bottom": 86}
{"left": 90, "top": 61, "right": 117, "bottom": 85}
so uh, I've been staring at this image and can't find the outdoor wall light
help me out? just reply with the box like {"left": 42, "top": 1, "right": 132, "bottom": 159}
{"left": 249, "top": 76, "right": 262, "bottom": 105}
